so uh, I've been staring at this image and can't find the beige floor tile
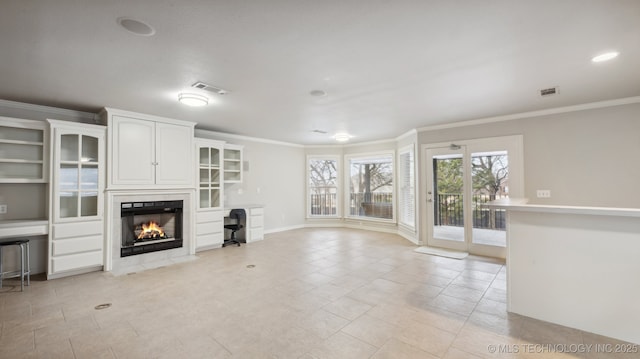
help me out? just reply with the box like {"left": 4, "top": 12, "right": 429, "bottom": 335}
{"left": 451, "top": 275, "right": 493, "bottom": 291}
{"left": 483, "top": 287, "right": 507, "bottom": 303}
{"left": 371, "top": 337, "right": 439, "bottom": 359}
{"left": 442, "top": 284, "right": 486, "bottom": 302}
{"left": 296, "top": 308, "right": 350, "bottom": 339}
{"left": 452, "top": 325, "right": 520, "bottom": 359}
{"left": 460, "top": 269, "right": 499, "bottom": 282}
{"left": 395, "top": 319, "right": 457, "bottom": 357}
{"left": 444, "top": 347, "right": 485, "bottom": 359}
{"left": 341, "top": 314, "right": 401, "bottom": 347}
{"left": 411, "top": 306, "right": 468, "bottom": 334}
{"left": 1, "top": 228, "right": 630, "bottom": 359}
{"left": 322, "top": 296, "right": 372, "bottom": 321}
{"left": 474, "top": 298, "right": 508, "bottom": 318}
{"left": 431, "top": 294, "right": 479, "bottom": 316}
{"left": 466, "top": 311, "right": 523, "bottom": 337}
{"left": 306, "top": 332, "right": 378, "bottom": 359}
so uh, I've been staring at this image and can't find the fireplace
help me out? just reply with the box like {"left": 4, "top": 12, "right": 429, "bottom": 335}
{"left": 120, "top": 200, "right": 183, "bottom": 257}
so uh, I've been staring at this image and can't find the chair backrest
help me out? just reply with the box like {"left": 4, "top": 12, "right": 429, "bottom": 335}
{"left": 229, "top": 208, "right": 246, "bottom": 222}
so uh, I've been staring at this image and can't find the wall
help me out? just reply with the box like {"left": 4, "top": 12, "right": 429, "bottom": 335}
{"left": 194, "top": 130, "right": 306, "bottom": 232}
{"left": 418, "top": 102, "right": 640, "bottom": 208}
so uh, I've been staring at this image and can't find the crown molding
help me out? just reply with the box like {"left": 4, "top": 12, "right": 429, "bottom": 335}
{"left": 395, "top": 128, "right": 418, "bottom": 141}
{"left": 194, "top": 128, "right": 304, "bottom": 148}
{"left": 417, "top": 96, "right": 640, "bottom": 133}
{"left": 0, "top": 99, "right": 98, "bottom": 122}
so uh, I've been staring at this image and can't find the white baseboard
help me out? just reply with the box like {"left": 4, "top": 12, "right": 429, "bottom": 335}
{"left": 264, "top": 224, "right": 306, "bottom": 235}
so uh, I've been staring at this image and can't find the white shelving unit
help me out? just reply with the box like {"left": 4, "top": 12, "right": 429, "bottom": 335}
{"left": 223, "top": 144, "right": 243, "bottom": 183}
{"left": 0, "top": 117, "right": 48, "bottom": 183}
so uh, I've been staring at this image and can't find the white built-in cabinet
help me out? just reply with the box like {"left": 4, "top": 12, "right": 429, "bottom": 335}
{"left": 223, "top": 144, "right": 243, "bottom": 183}
{"left": 103, "top": 108, "right": 195, "bottom": 189}
{"left": 195, "top": 138, "right": 225, "bottom": 250}
{"left": 0, "top": 116, "right": 48, "bottom": 183}
{"left": 247, "top": 207, "right": 264, "bottom": 242}
{"left": 47, "top": 120, "right": 105, "bottom": 279}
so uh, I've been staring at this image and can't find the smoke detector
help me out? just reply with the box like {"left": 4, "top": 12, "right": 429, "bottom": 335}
{"left": 191, "top": 81, "right": 230, "bottom": 95}
{"left": 540, "top": 86, "right": 559, "bottom": 97}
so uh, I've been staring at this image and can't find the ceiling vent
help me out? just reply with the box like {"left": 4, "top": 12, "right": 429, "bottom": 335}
{"left": 540, "top": 86, "right": 559, "bottom": 97}
{"left": 312, "top": 129, "right": 328, "bottom": 134}
{"left": 191, "top": 81, "right": 229, "bottom": 95}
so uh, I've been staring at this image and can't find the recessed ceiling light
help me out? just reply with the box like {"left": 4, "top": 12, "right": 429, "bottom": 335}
{"left": 310, "top": 90, "right": 327, "bottom": 97}
{"left": 178, "top": 93, "right": 208, "bottom": 107}
{"left": 117, "top": 17, "right": 156, "bottom": 36}
{"left": 333, "top": 133, "right": 352, "bottom": 142}
{"left": 591, "top": 51, "right": 619, "bottom": 63}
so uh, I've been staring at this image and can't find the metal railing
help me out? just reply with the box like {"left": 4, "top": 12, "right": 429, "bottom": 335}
{"left": 436, "top": 193, "right": 506, "bottom": 230}
{"left": 310, "top": 191, "right": 505, "bottom": 228}
{"left": 309, "top": 192, "right": 394, "bottom": 218}
{"left": 309, "top": 192, "right": 337, "bottom": 215}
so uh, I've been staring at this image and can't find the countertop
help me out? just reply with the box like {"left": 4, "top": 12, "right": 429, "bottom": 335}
{"left": 487, "top": 198, "right": 640, "bottom": 218}
{"left": 0, "top": 219, "right": 49, "bottom": 239}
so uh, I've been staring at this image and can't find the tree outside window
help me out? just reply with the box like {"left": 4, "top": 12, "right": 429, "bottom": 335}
{"left": 308, "top": 158, "right": 338, "bottom": 216}
{"left": 348, "top": 154, "right": 393, "bottom": 219}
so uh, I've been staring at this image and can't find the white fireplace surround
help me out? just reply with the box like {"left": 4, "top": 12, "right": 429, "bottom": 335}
{"left": 105, "top": 190, "right": 195, "bottom": 273}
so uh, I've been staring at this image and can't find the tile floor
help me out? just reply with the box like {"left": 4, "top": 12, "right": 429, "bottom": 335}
{"left": 0, "top": 228, "right": 636, "bottom": 358}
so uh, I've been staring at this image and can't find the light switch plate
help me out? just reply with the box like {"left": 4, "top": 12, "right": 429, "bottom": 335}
{"left": 0, "top": 204, "right": 7, "bottom": 214}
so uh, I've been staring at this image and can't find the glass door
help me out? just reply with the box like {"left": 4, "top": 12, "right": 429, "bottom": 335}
{"left": 470, "top": 151, "right": 508, "bottom": 251}
{"left": 425, "top": 136, "right": 521, "bottom": 258}
{"left": 426, "top": 146, "right": 468, "bottom": 252}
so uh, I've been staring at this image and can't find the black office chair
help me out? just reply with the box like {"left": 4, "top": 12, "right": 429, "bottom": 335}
{"left": 223, "top": 209, "right": 245, "bottom": 247}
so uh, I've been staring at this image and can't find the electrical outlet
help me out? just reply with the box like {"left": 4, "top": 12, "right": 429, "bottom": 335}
{"left": 0, "top": 204, "right": 7, "bottom": 214}
{"left": 536, "top": 190, "right": 551, "bottom": 198}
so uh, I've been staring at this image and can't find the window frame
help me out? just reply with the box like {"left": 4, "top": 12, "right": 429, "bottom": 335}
{"left": 306, "top": 155, "right": 341, "bottom": 218}
{"left": 397, "top": 144, "right": 416, "bottom": 230}
{"left": 344, "top": 151, "right": 396, "bottom": 223}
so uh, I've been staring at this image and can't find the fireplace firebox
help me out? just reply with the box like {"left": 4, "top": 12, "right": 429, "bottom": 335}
{"left": 120, "top": 200, "right": 183, "bottom": 257}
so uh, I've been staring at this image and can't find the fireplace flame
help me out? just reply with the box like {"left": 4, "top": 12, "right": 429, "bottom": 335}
{"left": 137, "top": 221, "right": 166, "bottom": 240}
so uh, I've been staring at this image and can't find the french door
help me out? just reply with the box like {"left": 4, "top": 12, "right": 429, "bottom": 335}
{"left": 425, "top": 136, "right": 523, "bottom": 258}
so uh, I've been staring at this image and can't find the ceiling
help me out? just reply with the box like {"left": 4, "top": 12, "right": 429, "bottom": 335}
{"left": 1, "top": 1, "right": 639, "bottom": 145}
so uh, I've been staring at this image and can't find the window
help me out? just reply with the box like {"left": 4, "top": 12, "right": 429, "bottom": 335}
{"left": 398, "top": 146, "right": 415, "bottom": 228}
{"left": 346, "top": 153, "right": 394, "bottom": 220}
{"left": 308, "top": 157, "right": 339, "bottom": 217}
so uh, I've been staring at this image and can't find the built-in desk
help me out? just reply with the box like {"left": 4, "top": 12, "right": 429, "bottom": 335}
{"left": 0, "top": 219, "right": 49, "bottom": 275}
{"left": 224, "top": 205, "right": 264, "bottom": 243}
{"left": 0, "top": 219, "right": 48, "bottom": 239}
{"left": 488, "top": 199, "right": 640, "bottom": 345}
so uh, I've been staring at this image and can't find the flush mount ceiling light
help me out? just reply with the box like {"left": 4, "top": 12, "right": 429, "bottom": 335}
{"left": 178, "top": 93, "right": 208, "bottom": 107}
{"left": 117, "top": 17, "right": 156, "bottom": 36}
{"left": 333, "top": 133, "right": 353, "bottom": 142}
{"left": 591, "top": 51, "right": 619, "bottom": 63}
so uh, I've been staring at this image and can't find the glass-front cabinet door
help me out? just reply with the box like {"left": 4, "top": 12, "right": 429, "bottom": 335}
{"left": 197, "top": 141, "right": 222, "bottom": 209}
{"left": 53, "top": 124, "right": 105, "bottom": 221}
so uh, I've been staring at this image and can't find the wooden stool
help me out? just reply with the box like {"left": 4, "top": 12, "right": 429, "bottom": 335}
{"left": 0, "top": 239, "right": 31, "bottom": 291}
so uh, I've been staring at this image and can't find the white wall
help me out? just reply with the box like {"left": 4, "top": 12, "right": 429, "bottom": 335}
{"left": 418, "top": 102, "right": 640, "bottom": 208}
